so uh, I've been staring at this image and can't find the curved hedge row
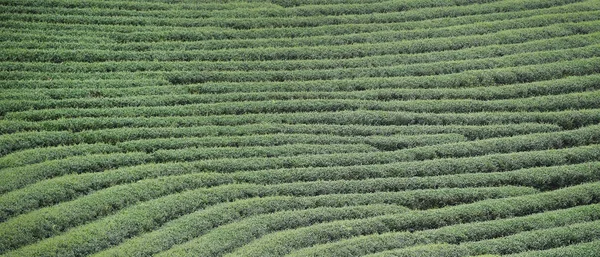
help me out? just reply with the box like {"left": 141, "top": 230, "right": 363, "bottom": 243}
{"left": 506, "top": 240, "right": 600, "bottom": 257}
{"left": 4, "top": 44, "right": 599, "bottom": 90}
{"left": 117, "top": 163, "right": 600, "bottom": 256}
{"left": 0, "top": 0, "right": 274, "bottom": 12}
{"left": 5, "top": 2, "right": 598, "bottom": 48}
{"left": 3, "top": 21, "right": 599, "bottom": 62}
{"left": 0, "top": 133, "right": 466, "bottom": 169}
{"left": 365, "top": 220, "right": 600, "bottom": 256}
{"left": 5, "top": 90, "right": 599, "bottom": 120}
{"left": 6, "top": 11, "right": 600, "bottom": 52}
{"left": 1, "top": 123, "right": 597, "bottom": 182}
{"left": 103, "top": 202, "right": 600, "bottom": 257}
{"left": 0, "top": 143, "right": 121, "bottom": 169}
{"left": 0, "top": 186, "right": 532, "bottom": 256}
{"left": 0, "top": 0, "right": 583, "bottom": 29}
{"left": 0, "top": 122, "right": 561, "bottom": 152}
{"left": 3, "top": 75, "right": 600, "bottom": 108}
{"left": 0, "top": 78, "right": 170, "bottom": 90}
{"left": 4, "top": 32, "right": 598, "bottom": 74}
{"left": 2, "top": 0, "right": 511, "bottom": 20}
{"left": 289, "top": 204, "right": 600, "bottom": 256}
{"left": 2, "top": 143, "right": 596, "bottom": 222}
{"left": 2, "top": 0, "right": 598, "bottom": 255}
{"left": 0, "top": 142, "right": 383, "bottom": 194}
{"left": 164, "top": 181, "right": 600, "bottom": 256}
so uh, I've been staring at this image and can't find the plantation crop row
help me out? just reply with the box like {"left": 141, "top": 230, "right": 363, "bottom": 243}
{"left": 2, "top": 0, "right": 599, "bottom": 256}
{"left": 1, "top": 127, "right": 597, "bottom": 221}
{"left": 0, "top": 0, "right": 586, "bottom": 29}
{"left": 507, "top": 240, "right": 600, "bottom": 256}
{"left": 163, "top": 57, "right": 600, "bottom": 91}
{"left": 4, "top": 45, "right": 599, "bottom": 85}
{"left": 5, "top": 1, "right": 596, "bottom": 43}
{"left": 1, "top": 186, "right": 534, "bottom": 256}
{"left": 2, "top": 0, "right": 517, "bottom": 19}
{"left": 4, "top": 161, "right": 597, "bottom": 245}
{"left": 2, "top": 75, "right": 599, "bottom": 106}
{"left": 4, "top": 93, "right": 600, "bottom": 125}
{"left": 0, "top": 0, "right": 276, "bottom": 11}
{"left": 6, "top": 11, "right": 600, "bottom": 51}
{"left": 103, "top": 199, "right": 600, "bottom": 257}
{"left": 158, "top": 182, "right": 600, "bottom": 257}
{"left": 0, "top": 133, "right": 472, "bottom": 169}
{"left": 363, "top": 220, "right": 600, "bottom": 256}
{"left": 0, "top": 78, "right": 169, "bottom": 90}
{"left": 4, "top": 123, "right": 596, "bottom": 192}
{"left": 0, "top": 122, "right": 561, "bottom": 154}
{"left": 5, "top": 22, "right": 600, "bottom": 62}
{"left": 4, "top": 32, "right": 600, "bottom": 73}
{"left": 5, "top": 90, "right": 600, "bottom": 121}
{"left": 1, "top": 108, "right": 598, "bottom": 138}
{"left": 290, "top": 204, "right": 600, "bottom": 256}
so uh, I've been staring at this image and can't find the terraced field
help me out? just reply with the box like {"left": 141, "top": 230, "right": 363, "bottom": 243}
{"left": 1, "top": 0, "right": 600, "bottom": 256}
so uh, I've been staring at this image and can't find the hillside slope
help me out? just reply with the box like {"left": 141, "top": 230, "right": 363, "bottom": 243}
{"left": 1, "top": 0, "right": 600, "bottom": 256}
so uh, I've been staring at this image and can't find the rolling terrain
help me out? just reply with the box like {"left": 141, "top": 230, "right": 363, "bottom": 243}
{"left": 1, "top": 0, "right": 600, "bottom": 256}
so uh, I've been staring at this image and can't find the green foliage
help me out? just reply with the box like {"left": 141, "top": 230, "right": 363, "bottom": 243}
{"left": 291, "top": 204, "right": 600, "bottom": 256}
{"left": 5, "top": 89, "right": 600, "bottom": 120}
{"left": 366, "top": 220, "right": 600, "bottom": 256}
{"left": 2, "top": 0, "right": 600, "bottom": 256}
{"left": 1, "top": 143, "right": 596, "bottom": 222}
{"left": 506, "top": 240, "right": 600, "bottom": 257}
{"left": 169, "top": 181, "right": 600, "bottom": 256}
{"left": 4, "top": 21, "right": 600, "bottom": 62}
{"left": 0, "top": 123, "right": 559, "bottom": 152}
{"left": 3, "top": 32, "right": 599, "bottom": 75}
{"left": 1, "top": 187, "right": 532, "bottom": 256}
{"left": 5, "top": 11, "right": 600, "bottom": 52}
{"left": 0, "top": 152, "right": 151, "bottom": 194}
{"left": 0, "top": 143, "right": 121, "bottom": 169}
{"left": 0, "top": 0, "right": 583, "bottom": 29}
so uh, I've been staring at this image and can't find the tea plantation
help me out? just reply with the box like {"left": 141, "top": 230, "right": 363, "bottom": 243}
{"left": 1, "top": 0, "right": 600, "bottom": 256}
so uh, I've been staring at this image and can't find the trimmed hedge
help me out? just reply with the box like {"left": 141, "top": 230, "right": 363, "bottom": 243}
{"left": 2, "top": 143, "right": 597, "bottom": 221}
{"left": 167, "top": 181, "right": 600, "bottom": 256}
{"left": 506, "top": 240, "right": 600, "bottom": 257}
{"left": 365, "top": 220, "right": 600, "bottom": 256}
{"left": 3, "top": 21, "right": 599, "bottom": 62}
{"left": 0, "top": 152, "right": 152, "bottom": 194}
{"left": 0, "top": 0, "right": 582, "bottom": 29}
{"left": 1, "top": 0, "right": 512, "bottom": 20}
{"left": 290, "top": 204, "right": 600, "bottom": 256}
{"left": 0, "top": 141, "right": 600, "bottom": 219}
{"left": 0, "top": 143, "right": 121, "bottom": 169}
{"left": 2, "top": 123, "right": 597, "bottom": 191}
{"left": 2, "top": 1, "right": 599, "bottom": 255}
{"left": 5, "top": 90, "right": 600, "bottom": 120}
{"left": 0, "top": 186, "right": 532, "bottom": 256}
{"left": 3, "top": 32, "right": 599, "bottom": 75}
{"left": 6, "top": 11, "right": 600, "bottom": 52}
{"left": 0, "top": 122, "right": 561, "bottom": 153}
{"left": 101, "top": 201, "right": 600, "bottom": 257}
{"left": 109, "top": 163, "right": 600, "bottom": 256}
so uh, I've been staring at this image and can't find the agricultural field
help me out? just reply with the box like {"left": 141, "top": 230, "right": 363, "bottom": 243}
{"left": 1, "top": 0, "right": 600, "bottom": 256}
